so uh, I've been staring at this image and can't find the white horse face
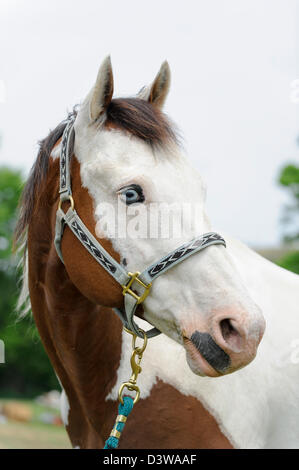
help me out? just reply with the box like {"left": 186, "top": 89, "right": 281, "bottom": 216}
{"left": 74, "top": 57, "right": 265, "bottom": 377}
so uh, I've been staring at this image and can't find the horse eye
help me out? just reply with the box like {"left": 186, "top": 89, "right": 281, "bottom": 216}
{"left": 119, "top": 185, "right": 145, "bottom": 205}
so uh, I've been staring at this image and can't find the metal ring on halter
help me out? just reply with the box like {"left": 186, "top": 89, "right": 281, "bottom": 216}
{"left": 118, "top": 382, "right": 140, "bottom": 405}
{"left": 58, "top": 195, "right": 75, "bottom": 212}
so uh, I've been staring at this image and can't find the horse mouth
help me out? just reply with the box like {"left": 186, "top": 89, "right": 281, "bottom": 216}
{"left": 182, "top": 332, "right": 231, "bottom": 377}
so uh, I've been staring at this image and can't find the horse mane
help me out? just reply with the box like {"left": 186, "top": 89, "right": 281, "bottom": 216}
{"left": 15, "top": 98, "right": 178, "bottom": 245}
{"left": 14, "top": 109, "right": 76, "bottom": 245}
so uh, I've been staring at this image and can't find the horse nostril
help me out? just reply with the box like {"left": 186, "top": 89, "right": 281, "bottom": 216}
{"left": 219, "top": 318, "right": 243, "bottom": 352}
{"left": 220, "top": 318, "right": 236, "bottom": 340}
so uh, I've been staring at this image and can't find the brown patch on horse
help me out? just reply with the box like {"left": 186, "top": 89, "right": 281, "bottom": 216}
{"left": 103, "top": 380, "right": 233, "bottom": 449}
{"left": 60, "top": 157, "right": 124, "bottom": 307}
{"left": 26, "top": 154, "right": 124, "bottom": 447}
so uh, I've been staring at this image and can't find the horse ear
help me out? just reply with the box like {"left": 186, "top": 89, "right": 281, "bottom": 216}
{"left": 89, "top": 56, "right": 114, "bottom": 121}
{"left": 138, "top": 61, "right": 171, "bottom": 108}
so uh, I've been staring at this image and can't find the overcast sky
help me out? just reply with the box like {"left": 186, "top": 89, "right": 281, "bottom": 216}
{"left": 0, "top": 0, "right": 298, "bottom": 247}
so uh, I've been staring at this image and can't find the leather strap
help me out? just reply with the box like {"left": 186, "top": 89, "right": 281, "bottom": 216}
{"left": 59, "top": 117, "right": 75, "bottom": 200}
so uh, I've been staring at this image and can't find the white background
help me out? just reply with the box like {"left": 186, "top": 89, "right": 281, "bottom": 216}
{"left": 0, "top": 0, "right": 298, "bottom": 247}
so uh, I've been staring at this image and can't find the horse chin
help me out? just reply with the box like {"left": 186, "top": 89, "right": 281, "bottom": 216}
{"left": 184, "top": 338, "right": 223, "bottom": 378}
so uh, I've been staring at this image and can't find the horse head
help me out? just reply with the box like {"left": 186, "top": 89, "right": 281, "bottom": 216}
{"left": 55, "top": 56, "right": 265, "bottom": 378}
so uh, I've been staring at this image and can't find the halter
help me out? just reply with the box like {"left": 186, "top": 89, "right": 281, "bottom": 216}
{"left": 54, "top": 116, "right": 226, "bottom": 339}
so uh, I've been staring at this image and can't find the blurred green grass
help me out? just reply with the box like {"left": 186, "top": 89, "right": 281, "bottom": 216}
{"left": 0, "top": 398, "right": 71, "bottom": 449}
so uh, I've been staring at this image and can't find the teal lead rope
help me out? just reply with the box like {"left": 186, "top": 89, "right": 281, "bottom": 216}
{"left": 104, "top": 396, "right": 134, "bottom": 449}
{"left": 104, "top": 328, "right": 147, "bottom": 449}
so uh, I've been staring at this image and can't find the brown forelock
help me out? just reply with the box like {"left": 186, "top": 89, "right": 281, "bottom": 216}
{"left": 105, "top": 98, "right": 178, "bottom": 148}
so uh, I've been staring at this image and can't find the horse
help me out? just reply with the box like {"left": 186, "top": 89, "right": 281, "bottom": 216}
{"left": 15, "top": 57, "right": 299, "bottom": 449}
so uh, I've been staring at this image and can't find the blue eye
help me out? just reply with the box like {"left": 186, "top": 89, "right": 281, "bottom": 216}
{"left": 119, "top": 185, "right": 145, "bottom": 205}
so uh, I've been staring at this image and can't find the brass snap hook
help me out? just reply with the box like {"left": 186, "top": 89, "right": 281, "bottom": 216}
{"left": 118, "top": 328, "right": 148, "bottom": 405}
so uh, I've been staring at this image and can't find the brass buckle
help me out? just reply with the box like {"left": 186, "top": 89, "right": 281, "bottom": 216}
{"left": 122, "top": 271, "right": 152, "bottom": 304}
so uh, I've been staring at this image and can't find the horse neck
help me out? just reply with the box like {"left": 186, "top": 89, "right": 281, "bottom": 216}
{"left": 27, "top": 156, "right": 123, "bottom": 438}
{"left": 227, "top": 234, "right": 299, "bottom": 303}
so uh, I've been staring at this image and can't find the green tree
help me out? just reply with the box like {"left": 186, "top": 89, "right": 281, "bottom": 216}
{"left": 277, "top": 163, "right": 299, "bottom": 274}
{"left": 0, "top": 167, "right": 59, "bottom": 397}
{"left": 0, "top": 167, "right": 23, "bottom": 260}
{"left": 278, "top": 164, "right": 299, "bottom": 242}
